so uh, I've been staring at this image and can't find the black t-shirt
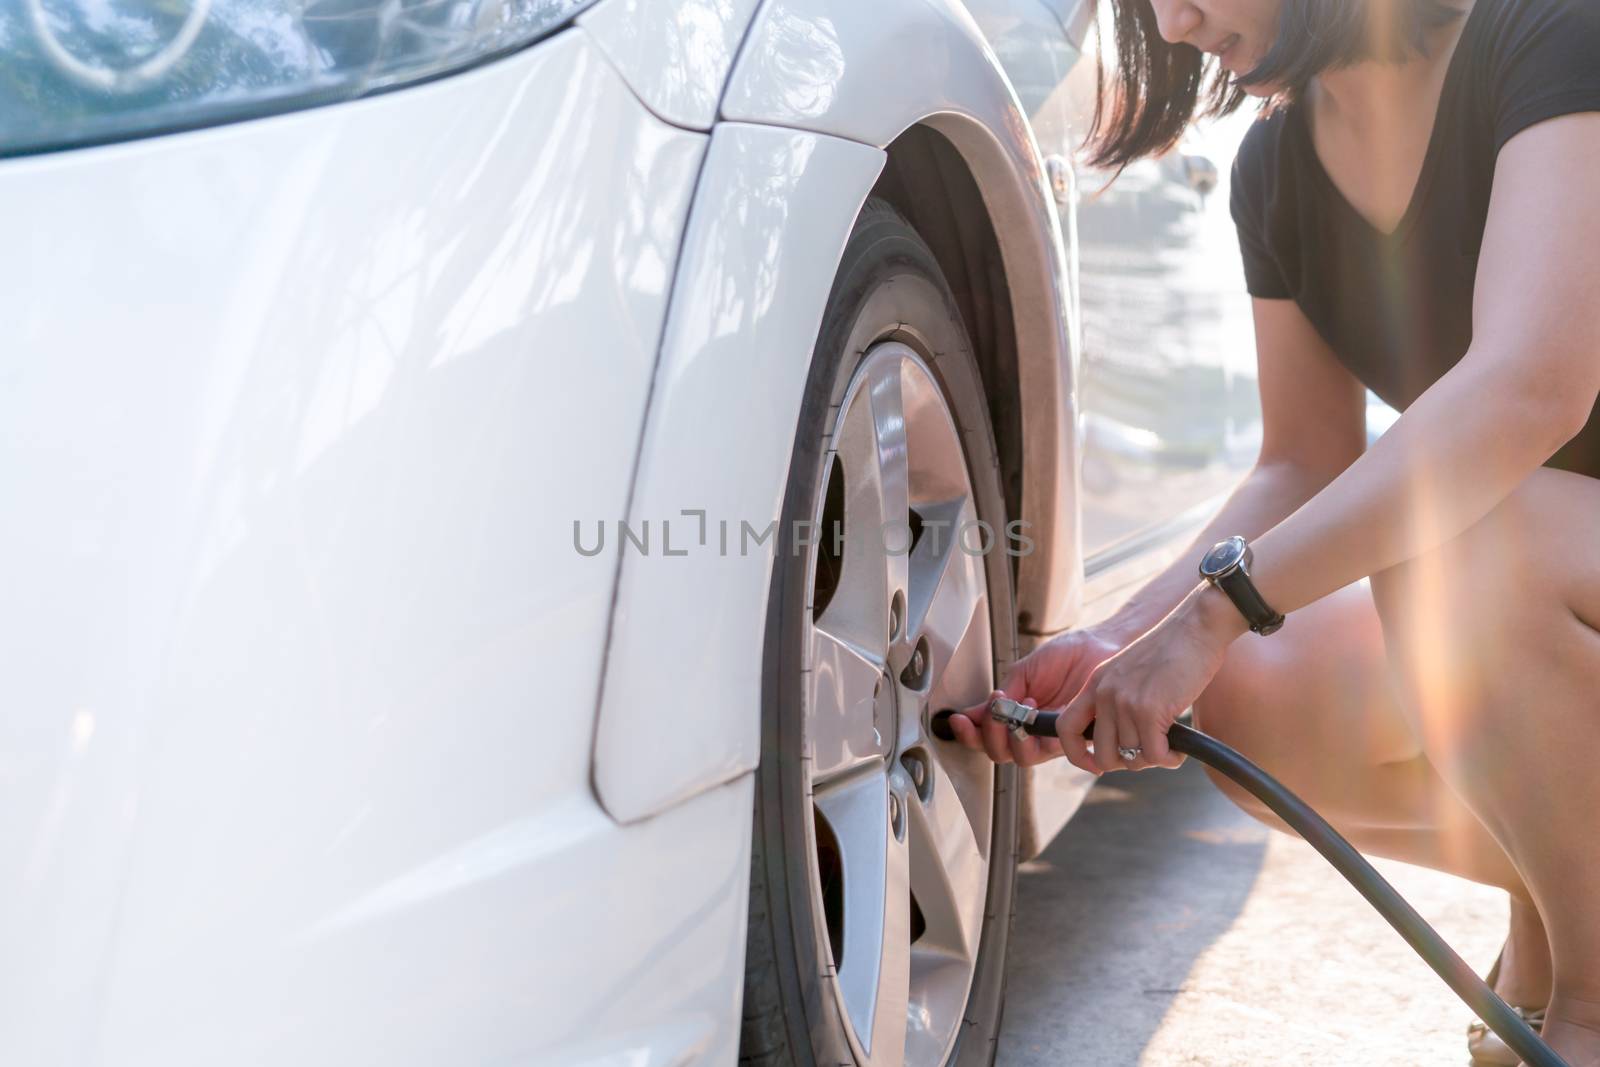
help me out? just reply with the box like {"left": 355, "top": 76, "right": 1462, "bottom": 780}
{"left": 1229, "top": 0, "right": 1600, "bottom": 477}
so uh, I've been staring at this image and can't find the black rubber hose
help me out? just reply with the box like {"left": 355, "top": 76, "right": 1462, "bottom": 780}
{"left": 929, "top": 708, "right": 1568, "bottom": 1067}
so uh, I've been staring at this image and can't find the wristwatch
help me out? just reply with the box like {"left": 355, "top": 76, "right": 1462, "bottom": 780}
{"left": 1198, "top": 535, "right": 1285, "bottom": 635}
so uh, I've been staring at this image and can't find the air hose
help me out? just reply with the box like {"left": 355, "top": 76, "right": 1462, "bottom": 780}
{"left": 930, "top": 704, "right": 1569, "bottom": 1067}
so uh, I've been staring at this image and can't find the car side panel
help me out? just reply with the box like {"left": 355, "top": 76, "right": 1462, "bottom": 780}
{"left": 591, "top": 123, "right": 885, "bottom": 824}
{"left": 0, "top": 30, "right": 707, "bottom": 1062}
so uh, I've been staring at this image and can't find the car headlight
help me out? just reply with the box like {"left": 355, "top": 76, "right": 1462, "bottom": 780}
{"left": 0, "top": 0, "right": 599, "bottom": 156}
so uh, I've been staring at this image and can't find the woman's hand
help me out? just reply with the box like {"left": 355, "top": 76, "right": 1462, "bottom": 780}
{"left": 1057, "top": 583, "right": 1245, "bottom": 774}
{"left": 947, "top": 582, "right": 1246, "bottom": 774}
{"left": 944, "top": 624, "right": 1127, "bottom": 767}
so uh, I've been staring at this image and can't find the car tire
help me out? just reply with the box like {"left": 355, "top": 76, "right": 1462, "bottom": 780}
{"left": 739, "top": 198, "right": 1021, "bottom": 1067}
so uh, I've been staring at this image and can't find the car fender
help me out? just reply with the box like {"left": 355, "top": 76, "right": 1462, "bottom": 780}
{"left": 591, "top": 123, "right": 885, "bottom": 824}
{"left": 594, "top": 0, "right": 1084, "bottom": 825}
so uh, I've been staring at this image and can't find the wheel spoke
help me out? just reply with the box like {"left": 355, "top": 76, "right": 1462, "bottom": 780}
{"left": 901, "top": 357, "right": 975, "bottom": 506}
{"left": 905, "top": 754, "right": 987, "bottom": 960}
{"left": 813, "top": 767, "right": 909, "bottom": 1063}
{"left": 905, "top": 950, "right": 978, "bottom": 1065}
{"left": 905, "top": 497, "right": 968, "bottom": 644}
{"left": 817, "top": 354, "right": 910, "bottom": 656}
{"left": 869, "top": 806, "right": 910, "bottom": 1067}
{"left": 913, "top": 499, "right": 993, "bottom": 738}
{"left": 810, "top": 624, "right": 891, "bottom": 784}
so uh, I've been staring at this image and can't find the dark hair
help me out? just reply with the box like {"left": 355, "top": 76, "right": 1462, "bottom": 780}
{"left": 1083, "top": 0, "right": 1468, "bottom": 172}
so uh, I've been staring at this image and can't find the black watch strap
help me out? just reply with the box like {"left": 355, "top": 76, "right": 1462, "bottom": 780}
{"left": 1215, "top": 560, "right": 1285, "bottom": 635}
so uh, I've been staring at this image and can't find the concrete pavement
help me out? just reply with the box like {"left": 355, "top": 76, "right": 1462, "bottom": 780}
{"left": 997, "top": 758, "right": 1507, "bottom": 1065}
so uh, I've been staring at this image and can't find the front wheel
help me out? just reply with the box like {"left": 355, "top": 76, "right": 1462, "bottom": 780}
{"left": 740, "top": 199, "right": 1021, "bottom": 1067}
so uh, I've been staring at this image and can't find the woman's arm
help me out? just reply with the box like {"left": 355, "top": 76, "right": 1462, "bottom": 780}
{"left": 1210, "top": 113, "right": 1600, "bottom": 644}
{"left": 1039, "top": 113, "right": 1600, "bottom": 776}
{"left": 950, "top": 267, "right": 1372, "bottom": 769}
{"left": 1103, "top": 291, "right": 1369, "bottom": 646}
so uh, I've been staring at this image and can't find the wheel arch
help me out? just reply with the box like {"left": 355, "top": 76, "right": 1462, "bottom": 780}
{"left": 872, "top": 117, "right": 1089, "bottom": 860}
{"left": 721, "top": 0, "right": 1086, "bottom": 642}
{"left": 870, "top": 125, "right": 1022, "bottom": 571}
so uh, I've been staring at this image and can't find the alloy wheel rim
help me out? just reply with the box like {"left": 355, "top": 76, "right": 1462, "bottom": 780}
{"left": 802, "top": 341, "right": 996, "bottom": 1066}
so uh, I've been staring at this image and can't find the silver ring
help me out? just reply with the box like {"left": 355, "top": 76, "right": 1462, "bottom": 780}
{"left": 1117, "top": 746, "right": 1142, "bottom": 762}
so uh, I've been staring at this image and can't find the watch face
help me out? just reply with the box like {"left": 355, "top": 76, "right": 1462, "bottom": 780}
{"left": 1200, "top": 537, "right": 1246, "bottom": 577}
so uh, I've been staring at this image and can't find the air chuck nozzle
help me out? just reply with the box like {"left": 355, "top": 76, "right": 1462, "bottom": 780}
{"left": 930, "top": 698, "right": 1066, "bottom": 742}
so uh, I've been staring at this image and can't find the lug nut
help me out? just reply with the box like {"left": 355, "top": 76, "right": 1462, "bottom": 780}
{"left": 902, "top": 750, "right": 932, "bottom": 802}
{"left": 900, "top": 636, "right": 931, "bottom": 690}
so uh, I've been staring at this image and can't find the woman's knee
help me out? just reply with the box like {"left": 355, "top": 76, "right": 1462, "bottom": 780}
{"left": 1192, "top": 599, "right": 1394, "bottom": 810}
{"left": 1193, "top": 631, "right": 1301, "bottom": 754}
{"left": 1193, "top": 646, "right": 1262, "bottom": 745}
{"left": 1192, "top": 646, "right": 1278, "bottom": 818}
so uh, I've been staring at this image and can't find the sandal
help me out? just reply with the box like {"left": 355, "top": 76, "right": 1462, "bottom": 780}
{"left": 1467, "top": 943, "right": 1549, "bottom": 1066}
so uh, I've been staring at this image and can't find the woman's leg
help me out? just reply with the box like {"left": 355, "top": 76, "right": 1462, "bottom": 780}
{"left": 1368, "top": 465, "right": 1600, "bottom": 1061}
{"left": 1191, "top": 574, "right": 1553, "bottom": 1007}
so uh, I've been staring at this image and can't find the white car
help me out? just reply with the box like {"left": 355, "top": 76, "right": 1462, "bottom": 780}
{"left": 0, "top": 0, "right": 1259, "bottom": 1062}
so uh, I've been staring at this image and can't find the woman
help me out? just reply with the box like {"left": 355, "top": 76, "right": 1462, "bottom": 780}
{"left": 945, "top": 0, "right": 1600, "bottom": 1061}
